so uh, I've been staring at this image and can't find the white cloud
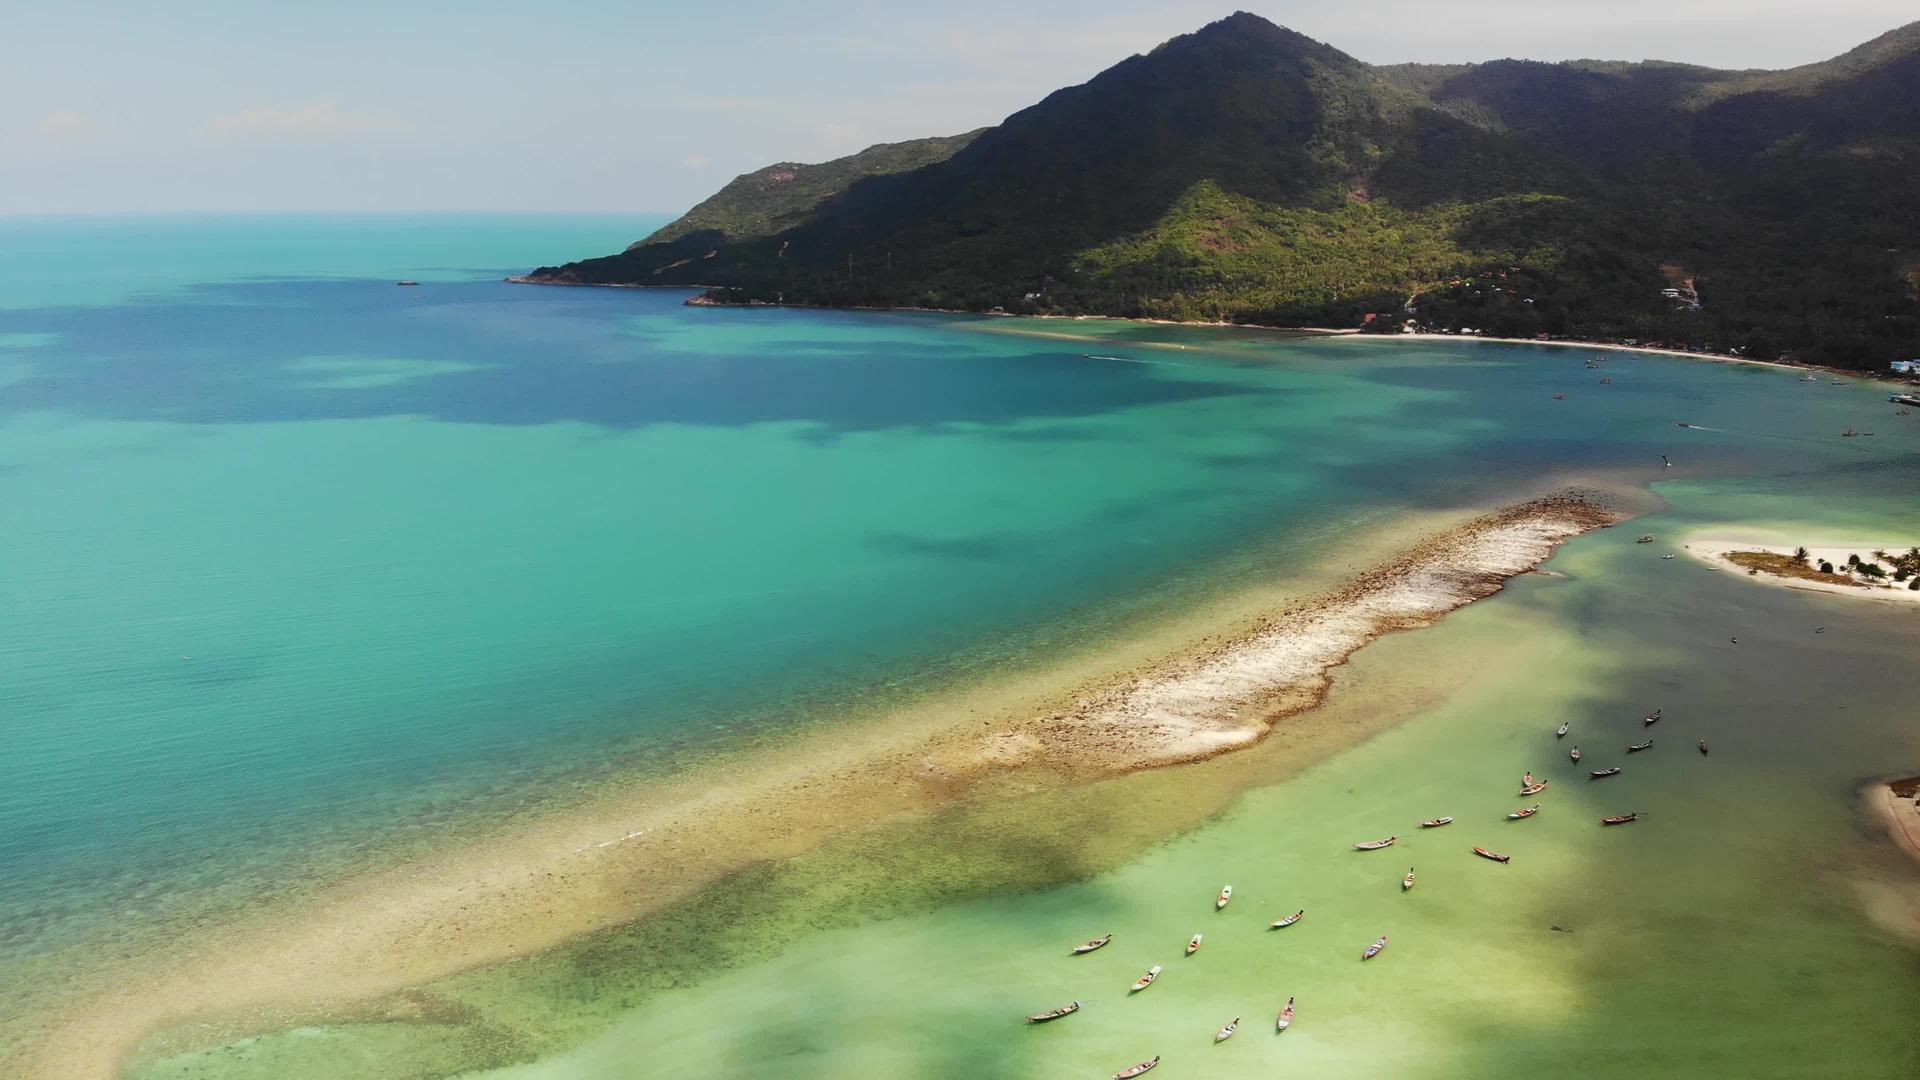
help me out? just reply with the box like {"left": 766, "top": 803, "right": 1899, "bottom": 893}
{"left": 680, "top": 153, "right": 710, "bottom": 170}
{"left": 192, "top": 101, "right": 402, "bottom": 141}
{"left": 29, "top": 109, "right": 114, "bottom": 145}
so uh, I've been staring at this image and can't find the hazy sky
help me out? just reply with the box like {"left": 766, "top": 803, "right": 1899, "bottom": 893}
{"left": 3, "top": 0, "right": 1913, "bottom": 215}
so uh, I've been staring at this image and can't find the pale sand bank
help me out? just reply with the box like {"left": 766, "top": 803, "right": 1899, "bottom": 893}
{"left": 17, "top": 492, "right": 1622, "bottom": 1080}
{"left": 1680, "top": 533, "right": 1920, "bottom": 605}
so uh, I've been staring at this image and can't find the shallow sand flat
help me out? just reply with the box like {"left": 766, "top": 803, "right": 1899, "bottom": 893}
{"left": 1680, "top": 533, "right": 1920, "bottom": 605}
{"left": 16, "top": 493, "right": 1623, "bottom": 1080}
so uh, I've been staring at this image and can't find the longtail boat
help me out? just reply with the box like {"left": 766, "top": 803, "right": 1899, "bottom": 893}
{"left": 1186, "top": 934, "right": 1203, "bottom": 956}
{"left": 1028, "top": 1001, "right": 1081, "bottom": 1023}
{"left": 1601, "top": 812, "right": 1639, "bottom": 825}
{"left": 1589, "top": 767, "right": 1622, "bottom": 779}
{"left": 1276, "top": 996, "right": 1296, "bottom": 1031}
{"left": 1474, "top": 846, "right": 1512, "bottom": 863}
{"left": 1402, "top": 867, "right": 1416, "bottom": 891}
{"left": 1508, "top": 804, "right": 1542, "bottom": 820}
{"left": 1556, "top": 722, "right": 1570, "bottom": 738}
{"left": 1627, "top": 739, "right": 1653, "bottom": 753}
{"left": 1353, "top": 836, "right": 1398, "bottom": 850}
{"left": 1522, "top": 772, "right": 1537, "bottom": 787}
{"left": 1271, "top": 910, "right": 1304, "bottom": 928}
{"left": 1519, "top": 782, "right": 1548, "bottom": 796}
{"left": 1215, "top": 1016, "right": 1240, "bottom": 1042}
{"left": 1421, "top": 816, "right": 1454, "bottom": 828}
{"left": 1362, "top": 935, "right": 1388, "bottom": 960}
{"left": 1130, "top": 965, "right": 1163, "bottom": 992}
{"left": 1072, "top": 933, "right": 1113, "bottom": 955}
{"left": 1644, "top": 709, "right": 1662, "bottom": 726}
{"left": 1114, "top": 1056, "right": 1159, "bottom": 1079}
{"left": 1699, "top": 740, "right": 1709, "bottom": 755}
{"left": 1569, "top": 746, "right": 1583, "bottom": 763}
{"left": 1216, "top": 885, "right": 1232, "bottom": 909}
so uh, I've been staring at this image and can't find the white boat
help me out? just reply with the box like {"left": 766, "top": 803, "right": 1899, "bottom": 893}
{"left": 1556, "top": 722, "right": 1570, "bottom": 738}
{"left": 1508, "top": 804, "right": 1541, "bottom": 820}
{"left": 1353, "top": 836, "right": 1398, "bottom": 850}
{"left": 1186, "top": 934, "right": 1203, "bottom": 955}
{"left": 1363, "top": 935, "right": 1388, "bottom": 960}
{"left": 1271, "top": 909, "right": 1304, "bottom": 928}
{"left": 1276, "top": 996, "right": 1296, "bottom": 1031}
{"left": 1215, "top": 1016, "right": 1240, "bottom": 1042}
{"left": 1569, "top": 746, "right": 1582, "bottom": 763}
{"left": 1027, "top": 1000, "right": 1081, "bottom": 1023}
{"left": 1420, "top": 816, "right": 1453, "bottom": 828}
{"left": 1402, "top": 867, "right": 1416, "bottom": 890}
{"left": 1216, "top": 884, "right": 1232, "bottom": 909}
{"left": 1130, "top": 965, "right": 1163, "bottom": 992}
{"left": 1113, "top": 1056, "right": 1159, "bottom": 1079}
{"left": 1519, "top": 782, "right": 1548, "bottom": 796}
{"left": 1072, "top": 933, "right": 1113, "bottom": 955}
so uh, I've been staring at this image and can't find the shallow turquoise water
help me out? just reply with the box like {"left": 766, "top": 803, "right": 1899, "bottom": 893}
{"left": 3, "top": 218, "right": 1916, "bottom": 1064}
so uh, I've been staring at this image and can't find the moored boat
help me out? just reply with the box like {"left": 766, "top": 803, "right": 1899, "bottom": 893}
{"left": 1421, "top": 816, "right": 1454, "bottom": 828}
{"left": 1522, "top": 771, "right": 1537, "bottom": 787}
{"left": 1072, "top": 933, "right": 1113, "bottom": 955}
{"left": 1271, "top": 909, "right": 1304, "bottom": 928}
{"left": 1569, "top": 746, "right": 1582, "bottom": 763}
{"left": 1644, "top": 709, "right": 1662, "bottom": 726}
{"left": 1276, "top": 996, "right": 1296, "bottom": 1031}
{"left": 1590, "top": 766, "right": 1622, "bottom": 779}
{"left": 1519, "top": 782, "right": 1548, "bottom": 796}
{"left": 1353, "top": 836, "right": 1398, "bottom": 850}
{"left": 1187, "top": 934, "right": 1203, "bottom": 955}
{"left": 1113, "top": 1055, "right": 1159, "bottom": 1079}
{"left": 1556, "top": 722, "right": 1570, "bottom": 738}
{"left": 1699, "top": 739, "right": 1709, "bottom": 755}
{"left": 1627, "top": 739, "right": 1653, "bottom": 752}
{"left": 1216, "top": 884, "right": 1232, "bottom": 909}
{"left": 1215, "top": 1016, "right": 1240, "bottom": 1042}
{"left": 1362, "top": 935, "right": 1388, "bottom": 960}
{"left": 1474, "top": 846, "right": 1511, "bottom": 863}
{"left": 1508, "top": 804, "right": 1541, "bottom": 820}
{"left": 1601, "top": 812, "right": 1639, "bottom": 825}
{"left": 1402, "top": 867, "right": 1416, "bottom": 890}
{"left": 1028, "top": 1000, "right": 1081, "bottom": 1023}
{"left": 1130, "top": 965, "right": 1163, "bottom": 992}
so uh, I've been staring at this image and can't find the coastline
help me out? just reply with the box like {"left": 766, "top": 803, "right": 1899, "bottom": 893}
{"left": 1679, "top": 533, "right": 1920, "bottom": 605}
{"left": 21, "top": 491, "right": 1624, "bottom": 1080}
{"left": 503, "top": 276, "right": 1910, "bottom": 382}
{"left": 1877, "top": 777, "right": 1920, "bottom": 864}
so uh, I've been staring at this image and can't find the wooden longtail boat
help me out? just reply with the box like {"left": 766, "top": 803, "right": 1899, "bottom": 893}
{"left": 1187, "top": 934, "right": 1203, "bottom": 956}
{"left": 1028, "top": 1001, "right": 1081, "bottom": 1023}
{"left": 1215, "top": 1017, "right": 1240, "bottom": 1042}
{"left": 1474, "top": 846, "right": 1511, "bottom": 863}
{"left": 1627, "top": 739, "right": 1653, "bottom": 752}
{"left": 1589, "top": 767, "right": 1622, "bottom": 779}
{"left": 1570, "top": 746, "right": 1583, "bottom": 763}
{"left": 1402, "top": 867, "right": 1416, "bottom": 891}
{"left": 1362, "top": 935, "right": 1388, "bottom": 960}
{"left": 1601, "top": 812, "right": 1639, "bottom": 825}
{"left": 1519, "top": 782, "right": 1548, "bottom": 796}
{"left": 1276, "top": 996, "right": 1296, "bottom": 1031}
{"left": 1420, "top": 816, "right": 1454, "bottom": 828}
{"left": 1216, "top": 885, "right": 1232, "bottom": 910}
{"left": 1556, "top": 722, "right": 1570, "bottom": 738}
{"left": 1113, "top": 1056, "right": 1159, "bottom": 1079}
{"left": 1508, "top": 804, "right": 1541, "bottom": 820}
{"left": 1072, "top": 933, "right": 1113, "bottom": 955}
{"left": 1699, "top": 740, "right": 1709, "bottom": 755}
{"left": 1130, "top": 966, "right": 1162, "bottom": 992}
{"left": 1353, "top": 836, "right": 1397, "bottom": 850}
{"left": 1644, "top": 709, "right": 1662, "bottom": 726}
{"left": 1271, "top": 910, "right": 1304, "bottom": 928}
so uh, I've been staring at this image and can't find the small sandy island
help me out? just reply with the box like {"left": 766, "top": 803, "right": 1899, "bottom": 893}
{"left": 1878, "top": 777, "right": 1920, "bottom": 863}
{"left": 1681, "top": 534, "right": 1920, "bottom": 605}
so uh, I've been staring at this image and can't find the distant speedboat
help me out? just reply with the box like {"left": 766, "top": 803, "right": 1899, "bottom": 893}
{"left": 1276, "top": 996, "right": 1296, "bottom": 1031}
{"left": 1215, "top": 1016, "right": 1240, "bottom": 1042}
{"left": 1601, "top": 812, "right": 1639, "bottom": 826}
{"left": 1354, "top": 836, "right": 1398, "bottom": 850}
{"left": 395, "top": 280, "right": 420, "bottom": 286}
{"left": 1187, "top": 934, "right": 1203, "bottom": 956}
{"left": 1216, "top": 885, "right": 1232, "bottom": 910}
{"left": 1421, "top": 816, "right": 1454, "bottom": 828}
{"left": 1474, "top": 846, "right": 1512, "bottom": 863}
{"left": 1627, "top": 739, "right": 1653, "bottom": 753}
{"left": 1556, "top": 722, "right": 1570, "bottom": 738}
{"left": 1028, "top": 1000, "right": 1081, "bottom": 1023}
{"left": 1072, "top": 933, "right": 1113, "bottom": 955}
{"left": 1271, "top": 910, "right": 1305, "bottom": 929}
{"left": 1130, "top": 965, "right": 1163, "bottom": 992}
{"left": 1508, "top": 804, "right": 1542, "bottom": 820}
{"left": 1590, "top": 767, "right": 1623, "bottom": 779}
{"left": 1362, "top": 935, "right": 1388, "bottom": 960}
{"left": 1113, "top": 1056, "right": 1159, "bottom": 1079}
{"left": 1402, "top": 867, "right": 1417, "bottom": 891}
{"left": 1520, "top": 781, "right": 1548, "bottom": 796}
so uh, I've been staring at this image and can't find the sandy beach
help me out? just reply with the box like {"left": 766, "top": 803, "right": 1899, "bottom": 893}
{"left": 15, "top": 491, "right": 1622, "bottom": 1080}
{"left": 1680, "top": 533, "right": 1920, "bottom": 605}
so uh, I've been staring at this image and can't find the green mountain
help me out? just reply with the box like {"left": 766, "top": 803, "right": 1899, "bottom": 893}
{"left": 526, "top": 13, "right": 1920, "bottom": 369}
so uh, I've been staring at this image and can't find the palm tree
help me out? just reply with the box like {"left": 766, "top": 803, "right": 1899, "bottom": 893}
{"left": 1793, "top": 546, "right": 1810, "bottom": 564}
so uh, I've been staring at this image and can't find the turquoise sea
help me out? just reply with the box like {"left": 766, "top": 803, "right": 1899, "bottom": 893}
{"left": 2, "top": 216, "right": 1917, "bottom": 1078}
